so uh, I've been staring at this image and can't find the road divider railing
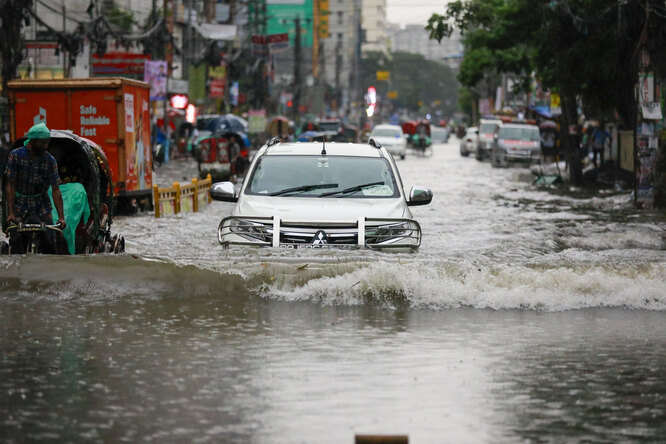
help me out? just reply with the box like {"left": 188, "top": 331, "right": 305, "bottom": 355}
{"left": 153, "top": 174, "right": 213, "bottom": 218}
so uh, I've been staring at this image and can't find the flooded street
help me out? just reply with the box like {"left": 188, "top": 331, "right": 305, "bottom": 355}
{"left": 2, "top": 138, "right": 666, "bottom": 443}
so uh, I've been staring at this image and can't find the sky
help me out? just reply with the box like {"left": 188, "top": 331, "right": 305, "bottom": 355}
{"left": 386, "top": 0, "right": 450, "bottom": 26}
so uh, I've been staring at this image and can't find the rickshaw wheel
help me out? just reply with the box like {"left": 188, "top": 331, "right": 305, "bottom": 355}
{"left": 112, "top": 235, "right": 125, "bottom": 254}
{"left": 0, "top": 240, "right": 8, "bottom": 255}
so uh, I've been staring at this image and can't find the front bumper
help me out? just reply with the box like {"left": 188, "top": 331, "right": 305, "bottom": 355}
{"left": 384, "top": 144, "right": 406, "bottom": 156}
{"left": 477, "top": 141, "right": 493, "bottom": 154}
{"left": 218, "top": 216, "right": 421, "bottom": 251}
{"left": 501, "top": 147, "right": 540, "bottom": 161}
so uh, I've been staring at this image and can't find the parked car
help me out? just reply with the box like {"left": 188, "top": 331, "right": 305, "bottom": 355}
{"left": 491, "top": 122, "right": 542, "bottom": 167}
{"left": 460, "top": 126, "right": 478, "bottom": 157}
{"left": 476, "top": 118, "right": 503, "bottom": 160}
{"left": 209, "top": 139, "right": 433, "bottom": 251}
{"left": 431, "top": 126, "right": 450, "bottom": 144}
{"left": 370, "top": 124, "right": 407, "bottom": 159}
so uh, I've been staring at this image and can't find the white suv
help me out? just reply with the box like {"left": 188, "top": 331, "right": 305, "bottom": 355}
{"left": 476, "top": 118, "right": 503, "bottom": 160}
{"left": 370, "top": 124, "right": 407, "bottom": 159}
{"left": 491, "top": 123, "right": 542, "bottom": 167}
{"left": 210, "top": 139, "right": 433, "bottom": 251}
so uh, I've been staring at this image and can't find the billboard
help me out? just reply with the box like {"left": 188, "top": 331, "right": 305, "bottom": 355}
{"left": 267, "top": 0, "right": 313, "bottom": 47}
{"left": 144, "top": 60, "right": 168, "bottom": 101}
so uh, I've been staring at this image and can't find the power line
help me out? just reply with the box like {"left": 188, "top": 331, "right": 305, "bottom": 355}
{"left": 36, "top": 0, "right": 86, "bottom": 25}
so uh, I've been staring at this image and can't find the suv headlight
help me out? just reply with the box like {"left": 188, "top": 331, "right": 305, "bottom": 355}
{"left": 230, "top": 219, "right": 271, "bottom": 242}
{"left": 367, "top": 221, "right": 415, "bottom": 244}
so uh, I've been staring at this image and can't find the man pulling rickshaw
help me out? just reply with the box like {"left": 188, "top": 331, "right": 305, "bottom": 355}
{"left": 4, "top": 123, "right": 66, "bottom": 228}
{"left": 3, "top": 123, "right": 66, "bottom": 253}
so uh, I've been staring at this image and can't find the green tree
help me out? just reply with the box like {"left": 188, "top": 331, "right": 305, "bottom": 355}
{"left": 107, "top": 7, "right": 135, "bottom": 32}
{"left": 360, "top": 51, "right": 459, "bottom": 118}
{"left": 426, "top": 0, "right": 666, "bottom": 185}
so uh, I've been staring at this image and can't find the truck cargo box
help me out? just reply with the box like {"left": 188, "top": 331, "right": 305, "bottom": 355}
{"left": 8, "top": 78, "right": 152, "bottom": 210}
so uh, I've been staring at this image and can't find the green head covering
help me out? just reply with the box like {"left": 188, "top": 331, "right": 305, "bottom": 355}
{"left": 24, "top": 122, "right": 51, "bottom": 146}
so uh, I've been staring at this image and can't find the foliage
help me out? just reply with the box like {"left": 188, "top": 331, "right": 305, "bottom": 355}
{"left": 457, "top": 87, "right": 475, "bottom": 117}
{"left": 360, "top": 51, "right": 459, "bottom": 117}
{"left": 426, "top": 0, "right": 666, "bottom": 126}
{"left": 0, "top": 0, "right": 33, "bottom": 98}
{"left": 107, "top": 6, "right": 135, "bottom": 32}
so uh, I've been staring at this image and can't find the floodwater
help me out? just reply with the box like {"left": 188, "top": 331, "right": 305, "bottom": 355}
{"left": 1, "top": 138, "right": 665, "bottom": 443}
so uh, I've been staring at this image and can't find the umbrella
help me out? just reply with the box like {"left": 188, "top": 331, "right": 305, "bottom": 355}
{"left": 205, "top": 114, "right": 248, "bottom": 133}
{"left": 297, "top": 131, "right": 324, "bottom": 142}
{"left": 539, "top": 120, "right": 557, "bottom": 129}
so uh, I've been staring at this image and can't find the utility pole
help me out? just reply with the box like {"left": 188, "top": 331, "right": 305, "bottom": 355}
{"left": 183, "top": 0, "right": 193, "bottom": 80}
{"left": 312, "top": 0, "right": 319, "bottom": 79}
{"left": 163, "top": 0, "right": 173, "bottom": 163}
{"left": 62, "top": 0, "right": 66, "bottom": 77}
{"left": 320, "top": 40, "right": 326, "bottom": 85}
{"left": 262, "top": 0, "right": 268, "bottom": 109}
{"left": 293, "top": 16, "right": 301, "bottom": 119}
{"left": 335, "top": 39, "right": 341, "bottom": 110}
{"left": 353, "top": 10, "right": 362, "bottom": 126}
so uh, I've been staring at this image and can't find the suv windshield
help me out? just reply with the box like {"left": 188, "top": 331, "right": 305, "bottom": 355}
{"left": 246, "top": 155, "right": 399, "bottom": 198}
{"left": 479, "top": 122, "right": 500, "bottom": 135}
{"left": 372, "top": 128, "right": 402, "bottom": 138}
{"left": 318, "top": 121, "right": 341, "bottom": 132}
{"left": 499, "top": 127, "right": 540, "bottom": 141}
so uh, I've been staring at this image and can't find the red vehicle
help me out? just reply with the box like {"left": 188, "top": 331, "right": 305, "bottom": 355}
{"left": 401, "top": 121, "right": 418, "bottom": 147}
{"left": 8, "top": 78, "right": 153, "bottom": 213}
{"left": 195, "top": 115, "right": 251, "bottom": 182}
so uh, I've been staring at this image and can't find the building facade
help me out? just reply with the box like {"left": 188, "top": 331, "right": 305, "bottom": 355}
{"left": 386, "top": 23, "right": 462, "bottom": 70}
{"left": 361, "top": 0, "right": 387, "bottom": 53}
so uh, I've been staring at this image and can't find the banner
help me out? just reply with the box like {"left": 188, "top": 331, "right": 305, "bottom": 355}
{"left": 268, "top": 33, "right": 290, "bottom": 53}
{"left": 209, "top": 79, "right": 225, "bottom": 98}
{"left": 230, "top": 82, "right": 239, "bottom": 106}
{"left": 92, "top": 52, "right": 149, "bottom": 79}
{"left": 247, "top": 109, "right": 267, "bottom": 134}
{"left": 144, "top": 60, "right": 168, "bottom": 101}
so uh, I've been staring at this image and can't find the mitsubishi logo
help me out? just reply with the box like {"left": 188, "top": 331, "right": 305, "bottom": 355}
{"left": 312, "top": 230, "right": 329, "bottom": 245}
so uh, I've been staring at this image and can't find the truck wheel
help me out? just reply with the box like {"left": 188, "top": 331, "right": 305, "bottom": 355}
{"left": 491, "top": 150, "right": 500, "bottom": 167}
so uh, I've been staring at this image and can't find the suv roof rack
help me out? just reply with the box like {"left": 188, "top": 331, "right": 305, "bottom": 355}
{"left": 266, "top": 137, "right": 282, "bottom": 148}
{"left": 368, "top": 138, "right": 382, "bottom": 149}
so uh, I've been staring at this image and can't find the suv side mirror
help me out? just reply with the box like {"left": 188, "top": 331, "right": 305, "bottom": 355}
{"left": 407, "top": 186, "right": 433, "bottom": 206}
{"left": 209, "top": 181, "right": 238, "bottom": 202}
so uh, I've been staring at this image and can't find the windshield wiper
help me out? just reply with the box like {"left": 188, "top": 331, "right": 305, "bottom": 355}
{"left": 269, "top": 183, "right": 338, "bottom": 196}
{"left": 319, "top": 181, "right": 385, "bottom": 197}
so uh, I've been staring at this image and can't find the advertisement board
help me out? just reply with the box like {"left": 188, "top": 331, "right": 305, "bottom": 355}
{"left": 144, "top": 60, "right": 168, "bottom": 101}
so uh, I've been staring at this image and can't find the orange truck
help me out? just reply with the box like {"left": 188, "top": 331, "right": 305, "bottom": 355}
{"left": 7, "top": 77, "right": 153, "bottom": 211}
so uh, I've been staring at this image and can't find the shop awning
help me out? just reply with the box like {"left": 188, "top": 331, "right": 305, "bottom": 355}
{"left": 193, "top": 23, "right": 237, "bottom": 41}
